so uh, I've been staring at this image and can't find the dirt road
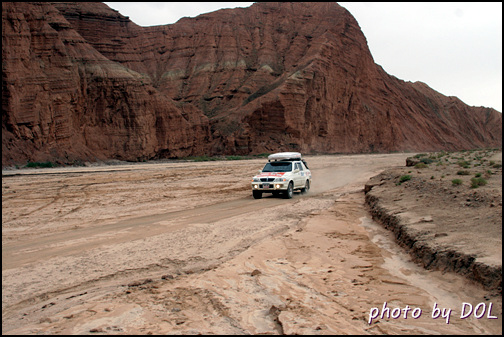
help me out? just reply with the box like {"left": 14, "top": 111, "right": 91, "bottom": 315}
{"left": 2, "top": 154, "right": 501, "bottom": 334}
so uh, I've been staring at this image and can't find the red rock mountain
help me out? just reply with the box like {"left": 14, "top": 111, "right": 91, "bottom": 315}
{"left": 2, "top": 2, "right": 501, "bottom": 166}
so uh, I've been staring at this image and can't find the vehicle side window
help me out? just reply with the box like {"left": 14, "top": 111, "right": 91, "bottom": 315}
{"left": 298, "top": 162, "right": 304, "bottom": 171}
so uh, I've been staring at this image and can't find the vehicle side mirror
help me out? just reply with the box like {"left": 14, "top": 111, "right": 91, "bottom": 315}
{"left": 294, "top": 169, "right": 300, "bottom": 173}
{"left": 258, "top": 170, "right": 262, "bottom": 174}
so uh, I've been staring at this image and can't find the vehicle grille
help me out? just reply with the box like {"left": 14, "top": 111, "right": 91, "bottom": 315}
{"left": 260, "top": 178, "right": 275, "bottom": 182}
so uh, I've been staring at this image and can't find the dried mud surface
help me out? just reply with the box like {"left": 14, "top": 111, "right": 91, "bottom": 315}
{"left": 2, "top": 153, "right": 502, "bottom": 335}
{"left": 365, "top": 150, "right": 502, "bottom": 293}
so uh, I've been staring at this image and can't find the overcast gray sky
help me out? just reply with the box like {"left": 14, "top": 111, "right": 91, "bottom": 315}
{"left": 104, "top": 2, "right": 502, "bottom": 112}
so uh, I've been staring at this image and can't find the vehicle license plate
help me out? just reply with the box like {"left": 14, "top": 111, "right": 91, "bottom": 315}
{"left": 262, "top": 184, "right": 271, "bottom": 188}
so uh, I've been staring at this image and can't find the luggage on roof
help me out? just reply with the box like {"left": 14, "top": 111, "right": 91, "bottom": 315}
{"left": 268, "top": 152, "right": 302, "bottom": 162}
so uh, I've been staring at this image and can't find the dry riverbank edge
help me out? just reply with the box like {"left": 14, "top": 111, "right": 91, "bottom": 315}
{"left": 364, "top": 149, "right": 502, "bottom": 294}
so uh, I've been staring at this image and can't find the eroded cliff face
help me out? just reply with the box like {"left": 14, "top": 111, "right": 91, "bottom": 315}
{"left": 2, "top": 2, "right": 210, "bottom": 166}
{"left": 2, "top": 2, "right": 501, "bottom": 166}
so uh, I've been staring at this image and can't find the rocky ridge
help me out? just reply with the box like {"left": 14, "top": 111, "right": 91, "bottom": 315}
{"left": 2, "top": 2, "right": 502, "bottom": 166}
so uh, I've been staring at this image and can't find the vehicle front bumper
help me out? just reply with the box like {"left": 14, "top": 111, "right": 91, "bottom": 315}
{"left": 251, "top": 182, "right": 288, "bottom": 191}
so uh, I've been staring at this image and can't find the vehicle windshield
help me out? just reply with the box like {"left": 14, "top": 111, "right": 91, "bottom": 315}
{"left": 262, "top": 161, "right": 292, "bottom": 172}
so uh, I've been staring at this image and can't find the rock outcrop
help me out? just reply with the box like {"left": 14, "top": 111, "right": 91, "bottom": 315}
{"left": 2, "top": 2, "right": 210, "bottom": 165}
{"left": 2, "top": 2, "right": 501, "bottom": 166}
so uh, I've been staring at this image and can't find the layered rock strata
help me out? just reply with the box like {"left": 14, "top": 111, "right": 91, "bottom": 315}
{"left": 2, "top": 2, "right": 501, "bottom": 166}
{"left": 2, "top": 2, "right": 210, "bottom": 165}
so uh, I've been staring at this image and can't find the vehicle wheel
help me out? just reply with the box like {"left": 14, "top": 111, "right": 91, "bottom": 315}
{"left": 253, "top": 190, "right": 262, "bottom": 199}
{"left": 301, "top": 180, "right": 310, "bottom": 194}
{"left": 284, "top": 182, "right": 293, "bottom": 199}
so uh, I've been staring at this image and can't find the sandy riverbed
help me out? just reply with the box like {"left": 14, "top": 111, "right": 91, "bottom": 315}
{"left": 2, "top": 153, "right": 501, "bottom": 334}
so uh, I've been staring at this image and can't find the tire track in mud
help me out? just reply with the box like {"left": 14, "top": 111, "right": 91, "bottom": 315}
{"left": 1, "top": 193, "right": 336, "bottom": 334}
{"left": 2, "top": 183, "right": 62, "bottom": 222}
{"left": 47, "top": 183, "right": 97, "bottom": 221}
{"left": 3, "top": 181, "right": 98, "bottom": 225}
{"left": 2, "top": 195, "right": 293, "bottom": 270}
{"left": 6, "top": 154, "right": 429, "bottom": 334}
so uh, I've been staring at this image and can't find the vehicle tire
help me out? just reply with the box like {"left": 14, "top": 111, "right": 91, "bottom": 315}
{"left": 253, "top": 190, "right": 263, "bottom": 199}
{"left": 284, "top": 182, "right": 294, "bottom": 199}
{"left": 301, "top": 180, "right": 310, "bottom": 194}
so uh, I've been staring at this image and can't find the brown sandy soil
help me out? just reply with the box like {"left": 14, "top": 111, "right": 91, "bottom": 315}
{"left": 2, "top": 153, "right": 501, "bottom": 334}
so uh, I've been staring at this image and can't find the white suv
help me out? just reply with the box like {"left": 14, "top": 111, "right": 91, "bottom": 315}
{"left": 251, "top": 152, "right": 311, "bottom": 199}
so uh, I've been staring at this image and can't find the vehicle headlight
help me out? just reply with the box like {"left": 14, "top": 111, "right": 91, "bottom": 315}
{"left": 274, "top": 177, "right": 286, "bottom": 182}
{"left": 252, "top": 178, "right": 260, "bottom": 182}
